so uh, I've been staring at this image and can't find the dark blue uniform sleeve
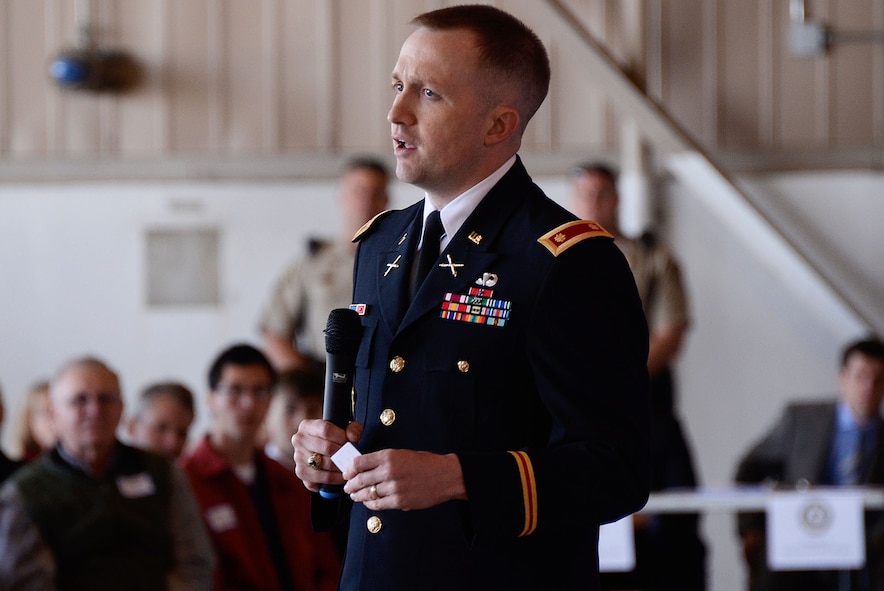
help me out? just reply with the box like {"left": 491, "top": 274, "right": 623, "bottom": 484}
{"left": 458, "top": 236, "right": 651, "bottom": 538}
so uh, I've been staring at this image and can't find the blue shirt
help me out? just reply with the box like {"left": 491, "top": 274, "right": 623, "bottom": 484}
{"left": 825, "top": 402, "right": 881, "bottom": 485}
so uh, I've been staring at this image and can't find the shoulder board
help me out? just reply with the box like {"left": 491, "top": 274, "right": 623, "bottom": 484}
{"left": 537, "top": 220, "right": 613, "bottom": 256}
{"left": 352, "top": 210, "right": 396, "bottom": 243}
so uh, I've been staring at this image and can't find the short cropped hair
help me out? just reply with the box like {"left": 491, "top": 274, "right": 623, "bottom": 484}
{"left": 841, "top": 337, "right": 884, "bottom": 367}
{"left": 275, "top": 368, "right": 324, "bottom": 403}
{"left": 133, "top": 382, "right": 195, "bottom": 419}
{"left": 412, "top": 5, "right": 550, "bottom": 131}
{"left": 343, "top": 156, "right": 389, "bottom": 181}
{"left": 573, "top": 162, "right": 619, "bottom": 185}
{"left": 207, "top": 344, "right": 277, "bottom": 391}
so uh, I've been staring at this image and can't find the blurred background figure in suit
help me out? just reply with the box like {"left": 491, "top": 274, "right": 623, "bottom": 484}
{"left": 735, "top": 337, "right": 884, "bottom": 591}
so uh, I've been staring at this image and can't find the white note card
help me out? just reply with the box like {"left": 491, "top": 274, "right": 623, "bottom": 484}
{"left": 331, "top": 442, "right": 362, "bottom": 472}
{"left": 767, "top": 490, "right": 865, "bottom": 570}
{"left": 598, "top": 514, "right": 636, "bottom": 572}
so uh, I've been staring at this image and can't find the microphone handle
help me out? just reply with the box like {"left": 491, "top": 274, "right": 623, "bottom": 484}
{"left": 319, "top": 352, "right": 356, "bottom": 499}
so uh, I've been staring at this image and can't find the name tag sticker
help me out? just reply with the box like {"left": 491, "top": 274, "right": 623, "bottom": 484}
{"left": 206, "top": 504, "right": 238, "bottom": 533}
{"left": 116, "top": 473, "right": 157, "bottom": 498}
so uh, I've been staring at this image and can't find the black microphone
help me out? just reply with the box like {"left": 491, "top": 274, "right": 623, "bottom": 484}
{"left": 319, "top": 308, "right": 363, "bottom": 499}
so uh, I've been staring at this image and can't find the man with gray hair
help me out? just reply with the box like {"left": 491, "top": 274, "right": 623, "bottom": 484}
{"left": 0, "top": 356, "right": 214, "bottom": 590}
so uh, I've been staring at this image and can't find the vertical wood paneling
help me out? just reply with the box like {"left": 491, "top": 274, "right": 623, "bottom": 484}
{"left": 0, "top": 1, "right": 9, "bottom": 155}
{"left": 43, "top": 0, "right": 60, "bottom": 154}
{"left": 261, "top": 0, "right": 281, "bottom": 152}
{"left": 369, "top": 0, "right": 396, "bottom": 154}
{"left": 702, "top": 1, "right": 718, "bottom": 148}
{"left": 280, "top": 0, "right": 322, "bottom": 151}
{"left": 718, "top": 2, "right": 761, "bottom": 148}
{"left": 503, "top": 0, "right": 555, "bottom": 151}
{"left": 339, "top": 1, "right": 385, "bottom": 150}
{"left": 830, "top": 2, "right": 877, "bottom": 146}
{"left": 551, "top": 0, "right": 609, "bottom": 151}
{"left": 55, "top": 0, "right": 104, "bottom": 156}
{"left": 601, "top": 0, "right": 621, "bottom": 148}
{"left": 645, "top": 1, "right": 663, "bottom": 103}
{"left": 98, "top": 0, "right": 119, "bottom": 155}
{"left": 42, "top": 0, "right": 61, "bottom": 155}
{"left": 875, "top": 0, "right": 884, "bottom": 143}
{"left": 0, "top": 0, "right": 880, "bottom": 166}
{"left": 155, "top": 0, "right": 170, "bottom": 154}
{"left": 207, "top": 0, "right": 225, "bottom": 153}
{"left": 814, "top": 0, "right": 832, "bottom": 145}
{"left": 167, "top": 0, "right": 211, "bottom": 153}
{"left": 758, "top": 0, "right": 774, "bottom": 147}
{"left": 225, "top": 1, "right": 264, "bottom": 153}
{"left": 364, "top": 0, "right": 392, "bottom": 153}
{"left": 660, "top": 1, "right": 708, "bottom": 147}
{"left": 116, "top": 1, "right": 164, "bottom": 155}
{"left": 317, "top": 0, "right": 338, "bottom": 150}
{"left": 775, "top": 0, "right": 821, "bottom": 147}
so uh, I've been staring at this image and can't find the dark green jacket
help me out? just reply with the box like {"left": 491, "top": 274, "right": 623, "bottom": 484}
{"left": 15, "top": 443, "right": 174, "bottom": 591}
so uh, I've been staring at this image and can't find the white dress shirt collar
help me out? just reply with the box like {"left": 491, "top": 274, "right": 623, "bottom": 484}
{"left": 418, "top": 155, "right": 517, "bottom": 251}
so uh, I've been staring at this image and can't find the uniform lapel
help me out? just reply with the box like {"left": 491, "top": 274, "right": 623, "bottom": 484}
{"left": 398, "top": 160, "right": 530, "bottom": 332}
{"left": 372, "top": 208, "right": 422, "bottom": 335}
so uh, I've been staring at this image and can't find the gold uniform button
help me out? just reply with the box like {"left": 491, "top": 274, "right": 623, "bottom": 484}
{"left": 456, "top": 360, "right": 470, "bottom": 373}
{"left": 380, "top": 409, "right": 396, "bottom": 426}
{"left": 389, "top": 356, "right": 405, "bottom": 373}
{"left": 367, "top": 516, "right": 383, "bottom": 534}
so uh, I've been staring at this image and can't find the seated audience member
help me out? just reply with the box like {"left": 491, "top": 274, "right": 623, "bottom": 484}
{"left": 13, "top": 380, "right": 55, "bottom": 461}
{"left": 735, "top": 337, "right": 884, "bottom": 591}
{"left": 264, "top": 368, "right": 323, "bottom": 471}
{"left": 0, "top": 383, "right": 24, "bottom": 483}
{"left": 181, "top": 344, "right": 340, "bottom": 591}
{"left": 125, "top": 381, "right": 196, "bottom": 459}
{"left": 0, "top": 356, "right": 214, "bottom": 590}
{"left": 262, "top": 367, "right": 349, "bottom": 557}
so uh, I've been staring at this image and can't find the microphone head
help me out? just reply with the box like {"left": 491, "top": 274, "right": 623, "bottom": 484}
{"left": 324, "top": 308, "right": 363, "bottom": 355}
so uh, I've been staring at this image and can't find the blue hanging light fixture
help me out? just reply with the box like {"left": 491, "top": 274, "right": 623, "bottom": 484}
{"left": 48, "top": 0, "right": 142, "bottom": 92}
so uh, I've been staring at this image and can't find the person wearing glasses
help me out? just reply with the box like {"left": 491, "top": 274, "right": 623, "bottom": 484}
{"left": 181, "top": 344, "right": 340, "bottom": 591}
{"left": 0, "top": 357, "right": 214, "bottom": 590}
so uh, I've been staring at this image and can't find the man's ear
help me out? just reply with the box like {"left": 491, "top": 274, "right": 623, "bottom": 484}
{"left": 484, "top": 105, "right": 521, "bottom": 147}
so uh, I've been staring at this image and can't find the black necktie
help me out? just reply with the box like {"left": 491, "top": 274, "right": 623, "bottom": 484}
{"left": 412, "top": 210, "right": 443, "bottom": 296}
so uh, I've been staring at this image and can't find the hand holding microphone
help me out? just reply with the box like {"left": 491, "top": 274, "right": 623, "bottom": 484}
{"left": 319, "top": 308, "right": 363, "bottom": 499}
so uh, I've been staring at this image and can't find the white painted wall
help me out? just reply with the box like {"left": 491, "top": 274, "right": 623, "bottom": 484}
{"left": 664, "top": 170, "right": 884, "bottom": 591}
{"left": 0, "top": 169, "right": 881, "bottom": 590}
{"left": 0, "top": 178, "right": 420, "bottom": 449}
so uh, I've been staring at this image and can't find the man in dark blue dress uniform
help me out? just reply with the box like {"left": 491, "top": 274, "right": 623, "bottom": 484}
{"left": 293, "top": 5, "right": 652, "bottom": 590}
